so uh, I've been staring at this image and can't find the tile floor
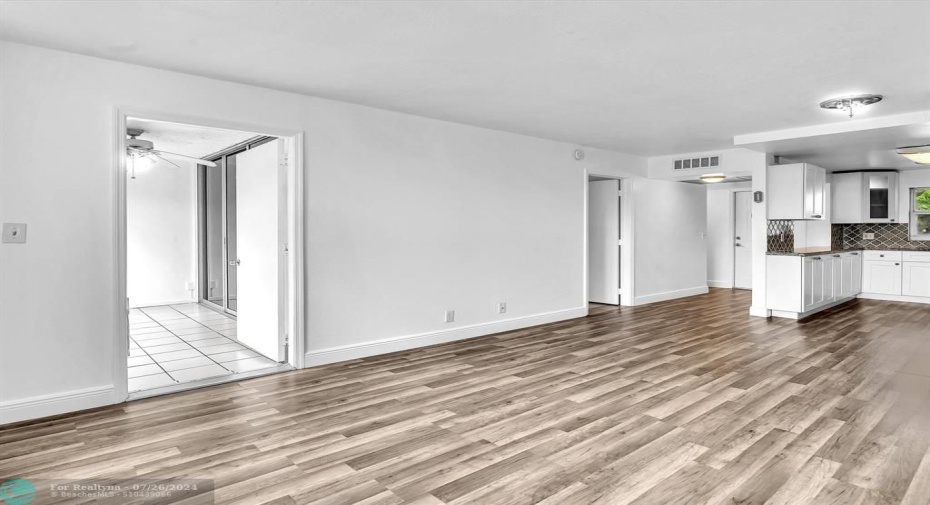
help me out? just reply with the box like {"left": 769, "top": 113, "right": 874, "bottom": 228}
{"left": 128, "top": 303, "right": 279, "bottom": 392}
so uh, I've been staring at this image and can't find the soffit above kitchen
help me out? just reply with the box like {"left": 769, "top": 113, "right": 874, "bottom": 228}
{"left": 0, "top": 1, "right": 928, "bottom": 157}
{"left": 734, "top": 111, "right": 930, "bottom": 172}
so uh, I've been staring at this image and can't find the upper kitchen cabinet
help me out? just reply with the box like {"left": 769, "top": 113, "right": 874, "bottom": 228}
{"left": 768, "top": 163, "right": 826, "bottom": 220}
{"left": 831, "top": 171, "right": 899, "bottom": 224}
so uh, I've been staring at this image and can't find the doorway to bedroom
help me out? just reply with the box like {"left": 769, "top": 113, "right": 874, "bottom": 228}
{"left": 123, "top": 116, "right": 298, "bottom": 397}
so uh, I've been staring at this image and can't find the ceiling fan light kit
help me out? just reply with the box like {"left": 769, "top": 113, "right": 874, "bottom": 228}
{"left": 818, "top": 93, "right": 883, "bottom": 118}
{"left": 125, "top": 128, "right": 217, "bottom": 179}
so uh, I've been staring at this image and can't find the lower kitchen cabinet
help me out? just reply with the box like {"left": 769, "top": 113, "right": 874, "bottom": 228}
{"left": 862, "top": 258, "right": 902, "bottom": 295}
{"left": 902, "top": 262, "right": 930, "bottom": 297}
{"left": 848, "top": 250, "right": 930, "bottom": 304}
{"left": 768, "top": 251, "right": 861, "bottom": 318}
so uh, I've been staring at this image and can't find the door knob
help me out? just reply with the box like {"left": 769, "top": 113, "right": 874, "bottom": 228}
{"left": 229, "top": 260, "right": 240, "bottom": 266}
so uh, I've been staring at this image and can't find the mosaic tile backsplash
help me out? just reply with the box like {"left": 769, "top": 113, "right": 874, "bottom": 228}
{"left": 831, "top": 224, "right": 844, "bottom": 251}
{"left": 835, "top": 223, "right": 930, "bottom": 251}
{"left": 767, "top": 220, "right": 795, "bottom": 254}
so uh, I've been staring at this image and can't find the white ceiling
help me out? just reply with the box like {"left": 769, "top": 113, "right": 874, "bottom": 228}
{"left": 2, "top": 1, "right": 929, "bottom": 156}
{"left": 126, "top": 117, "right": 257, "bottom": 158}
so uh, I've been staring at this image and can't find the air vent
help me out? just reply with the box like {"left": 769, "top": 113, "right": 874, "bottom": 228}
{"left": 674, "top": 155, "right": 720, "bottom": 170}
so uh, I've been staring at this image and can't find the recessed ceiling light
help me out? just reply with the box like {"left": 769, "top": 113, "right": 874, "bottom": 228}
{"left": 699, "top": 173, "right": 726, "bottom": 183}
{"left": 896, "top": 145, "right": 930, "bottom": 165}
{"left": 819, "top": 94, "right": 883, "bottom": 118}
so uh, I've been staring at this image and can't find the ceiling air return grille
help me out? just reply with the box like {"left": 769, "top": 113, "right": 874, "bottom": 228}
{"left": 674, "top": 155, "right": 720, "bottom": 170}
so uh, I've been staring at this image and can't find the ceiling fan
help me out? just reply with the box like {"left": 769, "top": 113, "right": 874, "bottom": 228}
{"left": 126, "top": 128, "right": 217, "bottom": 178}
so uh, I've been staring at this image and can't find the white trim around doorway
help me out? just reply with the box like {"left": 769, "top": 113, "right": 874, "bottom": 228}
{"left": 113, "top": 107, "right": 306, "bottom": 404}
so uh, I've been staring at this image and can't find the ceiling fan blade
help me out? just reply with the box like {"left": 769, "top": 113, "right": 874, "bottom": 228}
{"left": 153, "top": 149, "right": 218, "bottom": 167}
{"left": 153, "top": 153, "right": 181, "bottom": 168}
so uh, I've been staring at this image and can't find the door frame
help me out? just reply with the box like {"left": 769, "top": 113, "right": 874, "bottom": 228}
{"left": 583, "top": 171, "right": 634, "bottom": 308}
{"left": 733, "top": 190, "right": 753, "bottom": 290}
{"left": 113, "top": 107, "right": 306, "bottom": 402}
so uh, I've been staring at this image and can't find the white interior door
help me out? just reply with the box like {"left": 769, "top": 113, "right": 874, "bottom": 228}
{"left": 588, "top": 179, "right": 620, "bottom": 305}
{"left": 734, "top": 191, "right": 753, "bottom": 289}
{"left": 236, "top": 139, "right": 286, "bottom": 362}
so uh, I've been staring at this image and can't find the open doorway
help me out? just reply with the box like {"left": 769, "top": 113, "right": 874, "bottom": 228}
{"left": 587, "top": 175, "right": 632, "bottom": 306}
{"left": 121, "top": 116, "right": 302, "bottom": 397}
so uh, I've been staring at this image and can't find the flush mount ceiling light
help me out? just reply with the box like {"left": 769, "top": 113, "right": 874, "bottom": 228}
{"left": 819, "top": 93, "right": 883, "bottom": 118}
{"left": 896, "top": 145, "right": 930, "bottom": 165}
{"left": 699, "top": 173, "right": 726, "bottom": 183}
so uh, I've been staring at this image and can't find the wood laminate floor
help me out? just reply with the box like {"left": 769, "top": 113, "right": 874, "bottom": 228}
{"left": 2, "top": 289, "right": 930, "bottom": 505}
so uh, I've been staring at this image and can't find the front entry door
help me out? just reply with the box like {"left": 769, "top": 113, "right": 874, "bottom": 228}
{"left": 734, "top": 191, "right": 752, "bottom": 290}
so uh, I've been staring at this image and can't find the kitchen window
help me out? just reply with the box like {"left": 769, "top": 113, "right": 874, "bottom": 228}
{"left": 911, "top": 187, "right": 930, "bottom": 240}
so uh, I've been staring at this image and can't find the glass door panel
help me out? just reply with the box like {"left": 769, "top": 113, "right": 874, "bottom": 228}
{"left": 868, "top": 173, "right": 890, "bottom": 220}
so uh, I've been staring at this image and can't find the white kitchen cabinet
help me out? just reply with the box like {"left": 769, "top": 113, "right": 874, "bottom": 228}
{"left": 902, "top": 263, "right": 930, "bottom": 297}
{"left": 831, "top": 171, "right": 899, "bottom": 224}
{"left": 802, "top": 256, "right": 823, "bottom": 311}
{"left": 902, "top": 253, "right": 930, "bottom": 297}
{"left": 769, "top": 251, "right": 860, "bottom": 318}
{"left": 862, "top": 259, "right": 902, "bottom": 295}
{"left": 848, "top": 252, "right": 862, "bottom": 298}
{"left": 768, "top": 163, "right": 826, "bottom": 220}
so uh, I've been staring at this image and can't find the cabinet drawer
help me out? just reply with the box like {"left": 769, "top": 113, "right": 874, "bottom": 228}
{"left": 902, "top": 251, "right": 930, "bottom": 263}
{"left": 863, "top": 250, "right": 902, "bottom": 261}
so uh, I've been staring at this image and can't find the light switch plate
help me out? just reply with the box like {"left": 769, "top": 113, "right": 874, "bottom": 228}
{"left": 863, "top": 232, "right": 875, "bottom": 240}
{"left": 2, "top": 223, "right": 27, "bottom": 243}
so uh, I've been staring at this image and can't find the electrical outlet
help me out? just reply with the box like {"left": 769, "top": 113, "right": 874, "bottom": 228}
{"left": 863, "top": 232, "right": 875, "bottom": 240}
{"left": 498, "top": 302, "right": 507, "bottom": 314}
{"left": 2, "top": 223, "right": 27, "bottom": 244}
{"left": 444, "top": 310, "right": 455, "bottom": 323}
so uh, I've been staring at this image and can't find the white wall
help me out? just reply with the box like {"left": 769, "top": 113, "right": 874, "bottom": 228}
{"left": 127, "top": 157, "right": 197, "bottom": 307}
{"left": 651, "top": 147, "right": 769, "bottom": 314}
{"left": 0, "top": 42, "right": 647, "bottom": 422}
{"left": 631, "top": 179, "right": 708, "bottom": 304}
{"left": 751, "top": 156, "right": 776, "bottom": 316}
{"left": 706, "top": 181, "right": 752, "bottom": 287}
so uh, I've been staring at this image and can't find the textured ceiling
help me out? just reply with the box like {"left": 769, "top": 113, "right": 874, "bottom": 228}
{"left": 2, "top": 1, "right": 929, "bottom": 156}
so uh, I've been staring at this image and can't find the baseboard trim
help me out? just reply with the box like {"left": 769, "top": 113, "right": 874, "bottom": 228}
{"left": 304, "top": 307, "right": 587, "bottom": 367}
{"left": 632, "top": 286, "right": 709, "bottom": 306}
{"left": 749, "top": 306, "right": 771, "bottom": 318}
{"left": 707, "top": 280, "right": 734, "bottom": 289}
{"left": 858, "top": 293, "right": 930, "bottom": 304}
{"left": 0, "top": 385, "right": 116, "bottom": 425}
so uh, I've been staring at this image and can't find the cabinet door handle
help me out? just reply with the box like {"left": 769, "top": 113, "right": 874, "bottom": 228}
{"left": 851, "top": 252, "right": 859, "bottom": 255}
{"left": 812, "top": 215, "right": 822, "bottom": 218}
{"left": 833, "top": 255, "right": 841, "bottom": 258}
{"left": 812, "top": 257, "right": 822, "bottom": 260}
{"left": 895, "top": 263, "right": 900, "bottom": 266}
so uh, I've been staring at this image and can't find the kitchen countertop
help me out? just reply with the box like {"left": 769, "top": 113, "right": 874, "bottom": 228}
{"left": 767, "top": 248, "right": 861, "bottom": 257}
